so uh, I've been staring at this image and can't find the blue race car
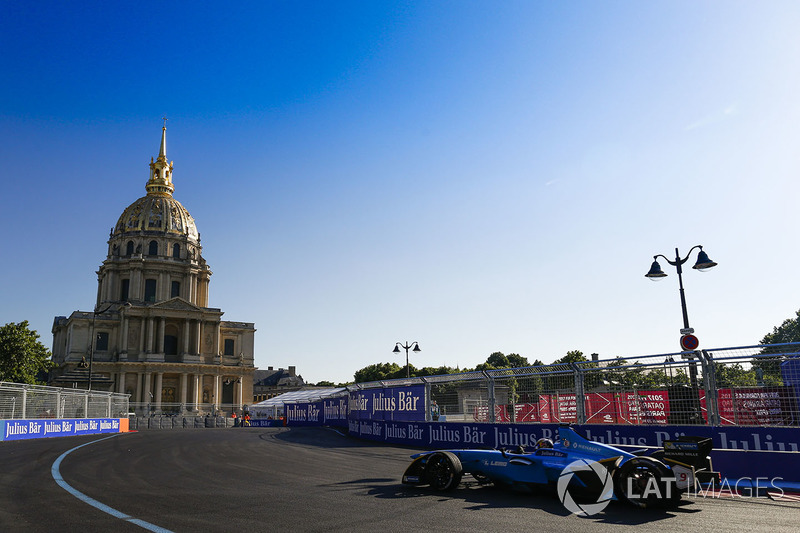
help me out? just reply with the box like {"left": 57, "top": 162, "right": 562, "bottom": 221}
{"left": 402, "top": 426, "right": 719, "bottom": 509}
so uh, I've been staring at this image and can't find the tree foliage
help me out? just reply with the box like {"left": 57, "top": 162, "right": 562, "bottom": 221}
{"left": 753, "top": 308, "right": 800, "bottom": 384}
{"left": 0, "top": 321, "right": 54, "bottom": 385}
{"left": 353, "top": 362, "right": 402, "bottom": 383}
{"left": 553, "top": 350, "right": 588, "bottom": 365}
{"left": 761, "top": 308, "right": 800, "bottom": 347}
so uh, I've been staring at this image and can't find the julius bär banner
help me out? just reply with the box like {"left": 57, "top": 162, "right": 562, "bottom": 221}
{"left": 348, "top": 385, "right": 426, "bottom": 422}
{"left": 1, "top": 418, "right": 120, "bottom": 441}
{"left": 323, "top": 396, "right": 348, "bottom": 427}
{"left": 284, "top": 401, "right": 324, "bottom": 426}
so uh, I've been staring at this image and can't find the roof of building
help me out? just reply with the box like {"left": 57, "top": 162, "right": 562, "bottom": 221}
{"left": 253, "top": 368, "right": 305, "bottom": 388}
{"left": 250, "top": 387, "right": 346, "bottom": 408}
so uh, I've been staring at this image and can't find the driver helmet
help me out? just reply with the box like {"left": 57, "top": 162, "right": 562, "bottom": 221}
{"left": 536, "top": 438, "right": 553, "bottom": 449}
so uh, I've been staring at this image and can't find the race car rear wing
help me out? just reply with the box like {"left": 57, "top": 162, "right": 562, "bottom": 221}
{"left": 662, "top": 436, "right": 720, "bottom": 484}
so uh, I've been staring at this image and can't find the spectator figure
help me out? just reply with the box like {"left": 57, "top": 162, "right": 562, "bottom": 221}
{"left": 243, "top": 413, "right": 251, "bottom": 427}
{"left": 431, "top": 400, "right": 440, "bottom": 421}
{"left": 232, "top": 412, "right": 239, "bottom": 427}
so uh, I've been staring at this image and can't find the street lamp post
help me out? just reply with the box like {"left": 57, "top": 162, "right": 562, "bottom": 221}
{"left": 393, "top": 341, "right": 421, "bottom": 378}
{"left": 85, "top": 302, "right": 128, "bottom": 391}
{"left": 645, "top": 245, "right": 717, "bottom": 387}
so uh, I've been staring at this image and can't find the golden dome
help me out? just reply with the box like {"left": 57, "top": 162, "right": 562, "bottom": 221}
{"left": 111, "top": 125, "right": 199, "bottom": 243}
{"left": 113, "top": 195, "right": 199, "bottom": 242}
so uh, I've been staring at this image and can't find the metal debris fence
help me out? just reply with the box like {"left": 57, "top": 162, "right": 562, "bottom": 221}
{"left": 0, "top": 382, "right": 129, "bottom": 419}
{"left": 347, "top": 343, "right": 800, "bottom": 427}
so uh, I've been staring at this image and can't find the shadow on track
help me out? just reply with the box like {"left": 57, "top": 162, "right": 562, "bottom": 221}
{"left": 357, "top": 477, "right": 702, "bottom": 524}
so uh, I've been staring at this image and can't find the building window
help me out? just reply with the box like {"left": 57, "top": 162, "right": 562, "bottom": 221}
{"left": 121, "top": 279, "right": 130, "bottom": 301}
{"left": 224, "top": 339, "right": 235, "bottom": 356}
{"left": 172, "top": 243, "right": 180, "bottom": 258}
{"left": 96, "top": 332, "right": 109, "bottom": 352}
{"left": 171, "top": 281, "right": 180, "bottom": 298}
{"left": 148, "top": 240, "right": 158, "bottom": 256}
{"left": 144, "top": 279, "right": 157, "bottom": 302}
{"left": 126, "top": 241, "right": 134, "bottom": 256}
{"left": 164, "top": 335, "right": 178, "bottom": 356}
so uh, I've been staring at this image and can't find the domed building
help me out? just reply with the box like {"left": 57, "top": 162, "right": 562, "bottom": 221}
{"left": 50, "top": 125, "right": 255, "bottom": 415}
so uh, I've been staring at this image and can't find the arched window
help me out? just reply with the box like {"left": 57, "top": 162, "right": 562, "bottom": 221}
{"left": 144, "top": 279, "right": 157, "bottom": 302}
{"left": 126, "top": 241, "right": 134, "bottom": 256}
{"left": 148, "top": 240, "right": 158, "bottom": 256}
{"left": 164, "top": 335, "right": 178, "bottom": 356}
{"left": 172, "top": 243, "right": 180, "bottom": 258}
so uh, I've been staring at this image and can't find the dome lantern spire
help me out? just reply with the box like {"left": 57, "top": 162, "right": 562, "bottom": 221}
{"left": 146, "top": 118, "right": 174, "bottom": 197}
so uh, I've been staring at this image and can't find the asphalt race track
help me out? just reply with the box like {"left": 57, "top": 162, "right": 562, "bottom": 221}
{"left": 1, "top": 427, "right": 799, "bottom": 532}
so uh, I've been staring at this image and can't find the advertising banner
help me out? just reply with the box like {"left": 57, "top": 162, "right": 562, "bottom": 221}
{"left": 323, "top": 396, "right": 349, "bottom": 427}
{"left": 617, "top": 390, "right": 670, "bottom": 425}
{"left": 284, "top": 401, "right": 324, "bottom": 426}
{"left": 348, "top": 385, "right": 426, "bottom": 422}
{"left": 343, "top": 419, "right": 800, "bottom": 454}
{"left": 584, "top": 392, "right": 618, "bottom": 424}
{"left": 553, "top": 393, "right": 578, "bottom": 423}
{"left": 717, "top": 387, "right": 797, "bottom": 426}
{"left": 0, "top": 418, "right": 121, "bottom": 441}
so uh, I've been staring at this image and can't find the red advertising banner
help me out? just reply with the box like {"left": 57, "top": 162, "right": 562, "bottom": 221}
{"left": 717, "top": 387, "right": 795, "bottom": 426}
{"left": 552, "top": 393, "right": 578, "bottom": 423}
{"left": 584, "top": 392, "right": 618, "bottom": 424}
{"left": 513, "top": 403, "right": 539, "bottom": 423}
{"left": 473, "top": 404, "right": 511, "bottom": 422}
{"left": 617, "top": 390, "right": 670, "bottom": 425}
{"left": 472, "top": 387, "right": 793, "bottom": 426}
{"left": 538, "top": 395, "right": 552, "bottom": 423}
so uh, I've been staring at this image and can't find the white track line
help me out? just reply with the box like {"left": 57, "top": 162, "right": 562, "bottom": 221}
{"left": 51, "top": 434, "right": 173, "bottom": 533}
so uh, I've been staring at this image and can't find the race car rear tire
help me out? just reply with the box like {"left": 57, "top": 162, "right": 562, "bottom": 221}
{"left": 424, "top": 451, "right": 463, "bottom": 491}
{"left": 614, "top": 457, "right": 680, "bottom": 508}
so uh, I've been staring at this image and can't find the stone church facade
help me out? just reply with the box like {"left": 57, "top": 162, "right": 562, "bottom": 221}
{"left": 50, "top": 125, "right": 255, "bottom": 415}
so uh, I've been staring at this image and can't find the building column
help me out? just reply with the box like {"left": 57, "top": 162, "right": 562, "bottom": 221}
{"left": 194, "top": 374, "right": 202, "bottom": 408}
{"left": 187, "top": 274, "right": 194, "bottom": 304}
{"left": 195, "top": 320, "right": 201, "bottom": 355}
{"left": 138, "top": 318, "right": 146, "bottom": 355}
{"left": 183, "top": 318, "right": 190, "bottom": 355}
{"left": 146, "top": 317, "right": 154, "bottom": 353}
{"left": 121, "top": 316, "right": 129, "bottom": 353}
{"left": 157, "top": 318, "right": 165, "bottom": 353}
{"left": 154, "top": 372, "right": 163, "bottom": 411}
{"left": 118, "top": 371, "right": 126, "bottom": 394}
{"left": 237, "top": 378, "right": 243, "bottom": 410}
{"left": 213, "top": 374, "right": 220, "bottom": 412}
{"left": 180, "top": 373, "right": 188, "bottom": 409}
{"left": 143, "top": 372, "right": 152, "bottom": 406}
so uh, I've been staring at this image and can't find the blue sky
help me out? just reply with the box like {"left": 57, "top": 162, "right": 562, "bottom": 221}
{"left": 2, "top": 2, "right": 800, "bottom": 385}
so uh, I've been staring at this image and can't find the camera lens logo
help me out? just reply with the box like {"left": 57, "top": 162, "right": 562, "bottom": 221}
{"left": 557, "top": 459, "right": 614, "bottom": 516}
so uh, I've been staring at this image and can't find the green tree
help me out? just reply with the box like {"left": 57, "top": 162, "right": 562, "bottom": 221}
{"left": 761, "top": 308, "right": 800, "bottom": 347}
{"left": 506, "top": 353, "right": 530, "bottom": 368}
{"left": 554, "top": 350, "right": 587, "bottom": 365}
{"left": 0, "top": 321, "right": 54, "bottom": 384}
{"left": 714, "top": 363, "right": 757, "bottom": 388}
{"left": 486, "top": 352, "right": 510, "bottom": 368}
{"left": 353, "top": 362, "right": 402, "bottom": 383}
{"left": 754, "top": 308, "right": 800, "bottom": 384}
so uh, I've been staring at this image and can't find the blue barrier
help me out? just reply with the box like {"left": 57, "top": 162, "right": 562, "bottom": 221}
{"left": 0, "top": 418, "right": 121, "bottom": 441}
{"left": 272, "top": 382, "right": 800, "bottom": 484}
